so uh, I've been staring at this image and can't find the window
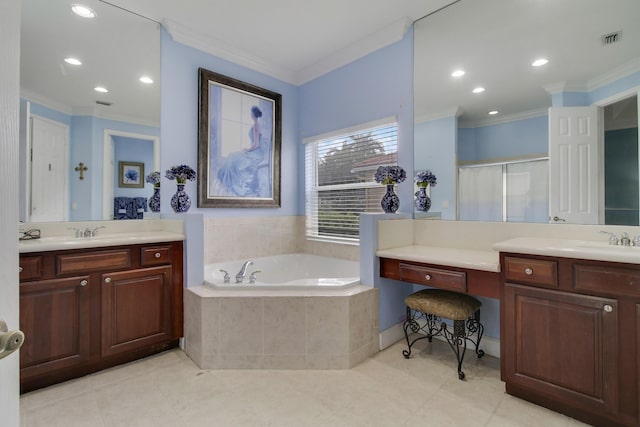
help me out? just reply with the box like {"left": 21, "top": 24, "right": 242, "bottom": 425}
{"left": 305, "top": 118, "right": 399, "bottom": 242}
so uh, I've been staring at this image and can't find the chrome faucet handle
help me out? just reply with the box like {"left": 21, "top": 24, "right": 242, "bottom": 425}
{"left": 620, "top": 232, "right": 631, "bottom": 247}
{"left": 249, "top": 270, "right": 262, "bottom": 284}
{"left": 67, "top": 226, "right": 82, "bottom": 238}
{"left": 219, "top": 269, "right": 230, "bottom": 283}
{"left": 90, "top": 226, "right": 106, "bottom": 236}
{"left": 633, "top": 235, "right": 640, "bottom": 247}
{"left": 600, "top": 231, "right": 618, "bottom": 245}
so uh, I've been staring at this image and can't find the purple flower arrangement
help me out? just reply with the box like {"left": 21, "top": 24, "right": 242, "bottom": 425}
{"left": 414, "top": 170, "right": 437, "bottom": 188}
{"left": 374, "top": 165, "right": 406, "bottom": 185}
{"left": 145, "top": 171, "right": 161, "bottom": 186}
{"left": 165, "top": 165, "right": 196, "bottom": 184}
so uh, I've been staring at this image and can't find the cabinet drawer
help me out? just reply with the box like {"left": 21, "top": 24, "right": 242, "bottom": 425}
{"left": 399, "top": 263, "right": 466, "bottom": 291}
{"left": 504, "top": 256, "right": 558, "bottom": 288}
{"left": 574, "top": 263, "right": 640, "bottom": 297}
{"left": 57, "top": 249, "right": 130, "bottom": 275}
{"left": 19, "top": 256, "right": 43, "bottom": 280}
{"left": 141, "top": 245, "right": 172, "bottom": 266}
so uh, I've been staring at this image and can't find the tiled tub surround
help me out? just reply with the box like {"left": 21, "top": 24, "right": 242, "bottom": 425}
{"left": 203, "top": 216, "right": 359, "bottom": 264}
{"left": 184, "top": 284, "right": 379, "bottom": 369}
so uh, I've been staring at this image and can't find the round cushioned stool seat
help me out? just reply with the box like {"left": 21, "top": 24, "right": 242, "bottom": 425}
{"left": 405, "top": 289, "right": 481, "bottom": 320}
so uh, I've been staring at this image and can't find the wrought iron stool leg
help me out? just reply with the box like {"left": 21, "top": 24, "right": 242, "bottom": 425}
{"left": 443, "top": 319, "right": 468, "bottom": 380}
{"left": 402, "top": 307, "right": 429, "bottom": 358}
{"left": 466, "top": 310, "right": 485, "bottom": 358}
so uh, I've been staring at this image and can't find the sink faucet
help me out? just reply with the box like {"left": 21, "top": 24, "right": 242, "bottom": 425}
{"left": 235, "top": 260, "right": 254, "bottom": 283}
{"left": 600, "top": 231, "right": 618, "bottom": 246}
{"left": 83, "top": 226, "right": 105, "bottom": 237}
{"left": 620, "top": 232, "right": 631, "bottom": 247}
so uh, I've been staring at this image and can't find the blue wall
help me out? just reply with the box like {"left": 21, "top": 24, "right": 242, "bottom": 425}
{"left": 414, "top": 116, "right": 457, "bottom": 219}
{"left": 298, "top": 28, "right": 415, "bottom": 214}
{"left": 459, "top": 115, "right": 548, "bottom": 162}
{"left": 113, "top": 136, "right": 155, "bottom": 198}
{"left": 160, "top": 29, "right": 299, "bottom": 217}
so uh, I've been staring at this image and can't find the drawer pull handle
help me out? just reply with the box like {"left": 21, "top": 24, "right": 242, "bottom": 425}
{"left": 524, "top": 267, "right": 533, "bottom": 276}
{"left": 603, "top": 304, "right": 613, "bottom": 313}
{"left": 80, "top": 280, "right": 88, "bottom": 287}
{"left": 105, "top": 277, "right": 112, "bottom": 283}
{"left": 424, "top": 274, "right": 431, "bottom": 280}
{"left": 18, "top": 267, "right": 23, "bottom": 273}
{"left": 154, "top": 252, "right": 161, "bottom": 258}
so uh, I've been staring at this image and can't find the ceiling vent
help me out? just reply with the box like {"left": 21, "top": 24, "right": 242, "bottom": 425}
{"left": 95, "top": 100, "right": 112, "bottom": 106}
{"left": 601, "top": 31, "right": 622, "bottom": 46}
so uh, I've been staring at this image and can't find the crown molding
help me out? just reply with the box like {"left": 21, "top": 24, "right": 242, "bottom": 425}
{"left": 458, "top": 108, "right": 548, "bottom": 128}
{"left": 589, "top": 57, "right": 640, "bottom": 91}
{"left": 20, "top": 88, "right": 72, "bottom": 115}
{"left": 162, "top": 16, "right": 413, "bottom": 86}
{"left": 72, "top": 107, "right": 160, "bottom": 128}
{"left": 295, "top": 17, "right": 413, "bottom": 85}
{"left": 162, "top": 18, "right": 298, "bottom": 84}
{"left": 415, "top": 107, "right": 463, "bottom": 125}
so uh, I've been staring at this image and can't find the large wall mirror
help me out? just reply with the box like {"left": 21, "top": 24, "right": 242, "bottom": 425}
{"left": 414, "top": 0, "right": 640, "bottom": 225}
{"left": 20, "top": 0, "right": 160, "bottom": 222}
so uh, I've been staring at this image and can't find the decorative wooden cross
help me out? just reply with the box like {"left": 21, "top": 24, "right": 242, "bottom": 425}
{"left": 74, "top": 162, "right": 88, "bottom": 180}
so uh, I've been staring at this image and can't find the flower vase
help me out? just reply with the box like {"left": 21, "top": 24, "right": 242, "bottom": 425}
{"left": 414, "top": 186, "right": 431, "bottom": 212}
{"left": 171, "top": 182, "right": 191, "bottom": 213}
{"left": 381, "top": 184, "right": 400, "bottom": 213}
{"left": 149, "top": 186, "right": 161, "bottom": 212}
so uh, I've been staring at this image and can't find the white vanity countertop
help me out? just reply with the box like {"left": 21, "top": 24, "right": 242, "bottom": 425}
{"left": 19, "top": 231, "right": 185, "bottom": 253}
{"left": 492, "top": 237, "right": 640, "bottom": 265}
{"left": 376, "top": 245, "right": 500, "bottom": 273}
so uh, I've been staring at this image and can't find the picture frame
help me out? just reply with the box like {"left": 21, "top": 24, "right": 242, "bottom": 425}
{"left": 197, "top": 68, "right": 282, "bottom": 208}
{"left": 118, "top": 161, "right": 144, "bottom": 188}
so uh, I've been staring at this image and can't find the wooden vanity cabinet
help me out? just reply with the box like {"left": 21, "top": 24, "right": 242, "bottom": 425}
{"left": 18, "top": 241, "right": 183, "bottom": 393}
{"left": 501, "top": 252, "right": 640, "bottom": 427}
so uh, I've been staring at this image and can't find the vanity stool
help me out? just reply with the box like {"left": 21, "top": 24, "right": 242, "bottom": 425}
{"left": 402, "top": 289, "right": 485, "bottom": 380}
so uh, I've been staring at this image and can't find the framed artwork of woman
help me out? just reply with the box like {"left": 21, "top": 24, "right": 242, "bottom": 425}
{"left": 198, "top": 68, "right": 281, "bottom": 208}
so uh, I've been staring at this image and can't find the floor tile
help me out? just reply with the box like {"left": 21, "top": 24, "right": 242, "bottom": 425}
{"left": 20, "top": 339, "right": 592, "bottom": 427}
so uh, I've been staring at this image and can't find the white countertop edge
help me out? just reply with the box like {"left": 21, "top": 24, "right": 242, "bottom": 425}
{"left": 19, "top": 231, "right": 185, "bottom": 253}
{"left": 492, "top": 237, "right": 640, "bottom": 265}
{"left": 376, "top": 245, "right": 500, "bottom": 273}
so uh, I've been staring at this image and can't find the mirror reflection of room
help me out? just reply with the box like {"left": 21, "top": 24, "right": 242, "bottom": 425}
{"left": 19, "top": 0, "right": 160, "bottom": 223}
{"left": 414, "top": 0, "right": 640, "bottom": 225}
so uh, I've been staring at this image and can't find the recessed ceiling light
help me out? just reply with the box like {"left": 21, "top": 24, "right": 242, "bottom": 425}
{"left": 139, "top": 76, "right": 154, "bottom": 84}
{"left": 94, "top": 86, "right": 108, "bottom": 93}
{"left": 488, "top": 110, "right": 499, "bottom": 115}
{"left": 64, "top": 57, "right": 82, "bottom": 66}
{"left": 451, "top": 69, "right": 465, "bottom": 78}
{"left": 71, "top": 4, "right": 96, "bottom": 18}
{"left": 472, "top": 87, "right": 485, "bottom": 94}
{"left": 532, "top": 58, "right": 549, "bottom": 67}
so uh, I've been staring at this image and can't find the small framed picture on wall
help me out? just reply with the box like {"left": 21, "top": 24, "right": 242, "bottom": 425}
{"left": 118, "top": 161, "right": 145, "bottom": 188}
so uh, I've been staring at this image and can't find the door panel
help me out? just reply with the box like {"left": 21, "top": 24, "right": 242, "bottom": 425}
{"left": 549, "top": 106, "right": 603, "bottom": 224}
{"left": 30, "top": 115, "right": 69, "bottom": 222}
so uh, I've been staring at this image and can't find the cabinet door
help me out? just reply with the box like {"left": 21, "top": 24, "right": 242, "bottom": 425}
{"left": 101, "top": 266, "right": 172, "bottom": 357}
{"left": 503, "top": 283, "right": 619, "bottom": 417}
{"left": 19, "top": 276, "right": 90, "bottom": 378}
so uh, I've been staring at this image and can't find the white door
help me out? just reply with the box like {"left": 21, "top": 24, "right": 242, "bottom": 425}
{"left": 30, "top": 116, "right": 69, "bottom": 222}
{"left": 0, "top": 0, "right": 22, "bottom": 425}
{"left": 548, "top": 106, "right": 603, "bottom": 224}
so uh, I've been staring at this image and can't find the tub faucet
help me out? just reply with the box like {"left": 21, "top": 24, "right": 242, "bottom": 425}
{"left": 235, "top": 260, "right": 253, "bottom": 283}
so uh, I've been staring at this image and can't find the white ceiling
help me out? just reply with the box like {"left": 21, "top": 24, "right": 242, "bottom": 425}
{"left": 414, "top": 0, "right": 640, "bottom": 124}
{"left": 20, "top": 0, "right": 455, "bottom": 125}
{"left": 21, "top": 0, "right": 640, "bottom": 127}
{"left": 106, "top": 0, "right": 457, "bottom": 84}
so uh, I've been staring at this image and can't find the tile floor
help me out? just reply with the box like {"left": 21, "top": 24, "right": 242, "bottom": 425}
{"left": 20, "top": 339, "right": 590, "bottom": 427}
